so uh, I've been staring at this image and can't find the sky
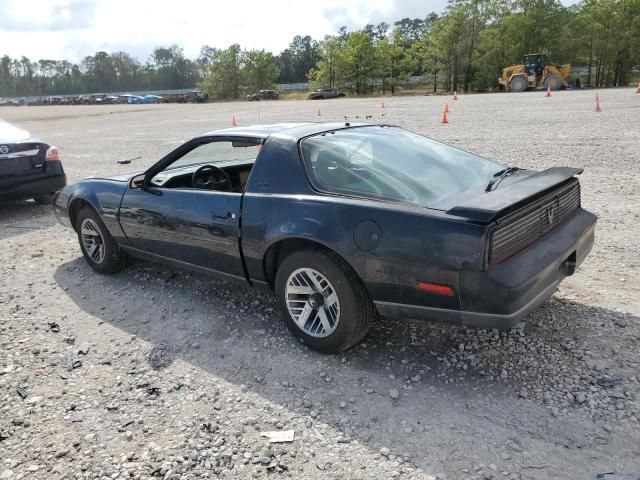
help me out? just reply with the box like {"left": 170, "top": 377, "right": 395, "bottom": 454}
{"left": 0, "top": 0, "right": 578, "bottom": 63}
{"left": 0, "top": 0, "right": 457, "bottom": 61}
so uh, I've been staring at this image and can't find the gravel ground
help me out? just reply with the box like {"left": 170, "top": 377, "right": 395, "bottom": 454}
{"left": 1, "top": 89, "right": 639, "bottom": 480}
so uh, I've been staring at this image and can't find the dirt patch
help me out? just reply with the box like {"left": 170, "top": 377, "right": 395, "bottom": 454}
{"left": 1, "top": 90, "right": 639, "bottom": 479}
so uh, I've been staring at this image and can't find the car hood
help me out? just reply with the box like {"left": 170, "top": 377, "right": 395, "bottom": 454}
{"left": 84, "top": 172, "right": 141, "bottom": 183}
{"left": 106, "top": 173, "right": 139, "bottom": 182}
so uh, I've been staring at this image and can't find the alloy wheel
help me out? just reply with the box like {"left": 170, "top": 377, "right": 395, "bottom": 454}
{"left": 285, "top": 267, "right": 340, "bottom": 338}
{"left": 80, "top": 218, "right": 106, "bottom": 264}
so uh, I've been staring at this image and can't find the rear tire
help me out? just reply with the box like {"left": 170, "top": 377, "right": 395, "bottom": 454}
{"left": 543, "top": 74, "right": 564, "bottom": 91}
{"left": 275, "top": 249, "right": 374, "bottom": 353}
{"left": 34, "top": 194, "right": 54, "bottom": 205}
{"left": 75, "top": 206, "right": 129, "bottom": 274}
{"left": 509, "top": 76, "right": 527, "bottom": 93}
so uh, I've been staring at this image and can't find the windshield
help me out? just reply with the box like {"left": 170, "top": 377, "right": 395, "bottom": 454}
{"left": 0, "top": 120, "right": 31, "bottom": 142}
{"left": 299, "top": 126, "right": 503, "bottom": 208}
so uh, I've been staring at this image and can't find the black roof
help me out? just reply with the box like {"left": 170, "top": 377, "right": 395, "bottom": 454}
{"left": 196, "top": 122, "right": 373, "bottom": 142}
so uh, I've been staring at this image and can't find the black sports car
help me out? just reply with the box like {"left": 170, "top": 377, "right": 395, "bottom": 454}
{"left": 0, "top": 119, "right": 66, "bottom": 204}
{"left": 308, "top": 89, "right": 346, "bottom": 100}
{"left": 247, "top": 90, "right": 280, "bottom": 101}
{"left": 53, "top": 123, "right": 596, "bottom": 353}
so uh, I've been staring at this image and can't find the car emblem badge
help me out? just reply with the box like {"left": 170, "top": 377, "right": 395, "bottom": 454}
{"left": 0, "top": 145, "right": 9, "bottom": 154}
{"left": 546, "top": 204, "right": 555, "bottom": 224}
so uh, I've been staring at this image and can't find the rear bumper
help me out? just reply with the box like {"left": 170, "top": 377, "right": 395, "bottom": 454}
{"left": 375, "top": 280, "right": 559, "bottom": 330}
{"left": 0, "top": 167, "right": 66, "bottom": 201}
{"left": 375, "top": 208, "right": 596, "bottom": 329}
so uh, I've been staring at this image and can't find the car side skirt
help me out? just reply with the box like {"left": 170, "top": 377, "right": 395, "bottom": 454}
{"left": 120, "top": 245, "right": 251, "bottom": 287}
{"left": 374, "top": 280, "right": 558, "bottom": 330}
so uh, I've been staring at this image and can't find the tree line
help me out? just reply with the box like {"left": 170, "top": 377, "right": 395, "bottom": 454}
{"left": 0, "top": 46, "right": 201, "bottom": 97}
{"left": 1, "top": 0, "right": 638, "bottom": 99}
{"left": 306, "top": 0, "right": 639, "bottom": 95}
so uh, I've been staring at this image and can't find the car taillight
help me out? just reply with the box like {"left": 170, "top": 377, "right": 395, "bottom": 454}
{"left": 45, "top": 146, "right": 59, "bottom": 161}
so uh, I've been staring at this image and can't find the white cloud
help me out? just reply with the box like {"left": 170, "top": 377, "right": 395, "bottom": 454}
{"left": 0, "top": 0, "right": 448, "bottom": 61}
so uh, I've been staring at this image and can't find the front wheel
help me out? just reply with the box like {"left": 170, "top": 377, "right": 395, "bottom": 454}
{"left": 275, "top": 249, "right": 374, "bottom": 353}
{"left": 509, "top": 76, "right": 527, "bottom": 93}
{"left": 75, "top": 206, "right": 129, "bottom": 274}
{"left": 543, "top": 74, "right": 564, "bottom": 91}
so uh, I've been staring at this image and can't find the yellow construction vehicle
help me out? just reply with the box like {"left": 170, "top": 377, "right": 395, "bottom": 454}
{"left": 498, "top": 53, "right": 571, "bottom": 92}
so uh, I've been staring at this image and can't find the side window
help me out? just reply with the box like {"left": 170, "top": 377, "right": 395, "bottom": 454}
{"left": 150, "top": 140, "right": 261, "bottom": 190}
{"left": 169, "top": 141, "right": 260, "bottom": 170}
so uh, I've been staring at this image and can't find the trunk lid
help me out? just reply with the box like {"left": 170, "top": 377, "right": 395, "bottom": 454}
{"left": 435, "top": 166, "right": 584, "bottom": 267}
{"left": 0, "top": 141, "right": 47, "bottom": 178}
{"left": 0, "top": 120, "right": 47, "bottom": 179}
{"left": 437, "top": 167, "right": 583, "bottom": 224}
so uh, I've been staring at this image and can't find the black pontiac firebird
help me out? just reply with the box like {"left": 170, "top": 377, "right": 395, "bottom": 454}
{"left": 53, "top": 123, "right": 596, "bottom": 353}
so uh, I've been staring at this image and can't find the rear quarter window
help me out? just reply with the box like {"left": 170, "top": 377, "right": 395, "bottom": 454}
{"left": 299, "top": 126, "right": 502, "bottom": 208}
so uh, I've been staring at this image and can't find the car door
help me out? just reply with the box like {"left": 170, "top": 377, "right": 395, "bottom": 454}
{"left": 118, "top": 138, "right": 260, "bottom": 280}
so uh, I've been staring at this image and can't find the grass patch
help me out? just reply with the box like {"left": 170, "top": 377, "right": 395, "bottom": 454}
{"left": 279, "top": 91, "right": 310, "bottom": 101}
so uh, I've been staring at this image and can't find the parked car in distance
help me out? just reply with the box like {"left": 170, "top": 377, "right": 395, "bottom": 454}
{"left": 0, "top": 98, "right": 24, "bottom": 107}
{"left": 247, "top": 90, "right": 280, "bottom": 101}
{"left": 53, "top": 122, "right": 596, "bottom": 353}
{"left": 0, "top": 119, "right": 66, "bottom": 204}
{"left": 308, "top": 88, "right": 346, "bottom": 100}
{"left": 185, "top": 91, "right": 208, "bottom": 103}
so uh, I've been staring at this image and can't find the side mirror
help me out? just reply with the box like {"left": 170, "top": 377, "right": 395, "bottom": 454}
{"left": 129, "top": 173, "right": 146, "bottom": 189}
{"left": 131, "top": 173, "right": 162, "bottom": 195}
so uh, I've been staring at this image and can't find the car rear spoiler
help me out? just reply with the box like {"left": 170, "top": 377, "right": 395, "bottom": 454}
{"left": 446, "top": 167, "right": 583, "bottom": 223}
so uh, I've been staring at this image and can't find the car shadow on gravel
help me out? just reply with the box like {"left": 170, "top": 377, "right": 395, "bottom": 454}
{"left": 52, "top": 257, "right": 640, "bottom": 475}
{"left": 0, "top": 200, "right": 56, "bottom": 241}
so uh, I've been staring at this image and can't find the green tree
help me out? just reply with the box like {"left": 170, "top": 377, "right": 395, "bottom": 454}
{"left": 148, "top": 45, "right": 199, "bottom": 89}
{"left": 244, "top": 50, "right": 280, "bottom": 91}
{"left": 377, "top": 28, "right": 414, "bottom": 94}
{"left": 394, "top": 17, "right": 427, "bottom": 42}
{"left": 308, "top": 35, "right": 347, "bottom": 89}
{"left": 428, "top": 6, "right": 467, "bottom": 91}
{"left": 343, "top": 31, "right": 377, "bottom": 94}
{"left": 1, "top": 0, "right": 639, "bottom": 98}
{"left": 275, "top": 35, "right": 319, "bottom": 83}
{"left": 414, "top": 30, "right": 446, "bottom": 92}
{"left": 576, "top": 0, "right": 640, "bottom": 87}
{"left": 198, "top": 44, "right": 244, "bottom": 100}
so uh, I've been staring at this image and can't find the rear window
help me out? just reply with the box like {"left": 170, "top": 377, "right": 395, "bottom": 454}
{"left": 299, "top": 126, "right": 502, "bottom": 208}
{"left": 0, "top": 120, "right": 31, "bottom": 142}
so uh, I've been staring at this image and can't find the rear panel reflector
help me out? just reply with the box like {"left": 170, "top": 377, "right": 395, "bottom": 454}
{"left": 417, "top": 281, "right": 454, "bottom": 296}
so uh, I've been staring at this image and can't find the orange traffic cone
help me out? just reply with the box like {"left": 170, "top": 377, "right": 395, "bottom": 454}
{"left": 441, "top": 106, "right": 449, "bottom": 124}
{"left": 635, "top": 82, "right": 640, "bottom": 93}
{"left": 453, "top": 91, "right": 458, "bottom": 100}
{"left": 545, "top": 86, "right": 551, "bottom": 97}
{"left": 231, "top": 115, "right": 237, "bottom": 126}
{"left": 595, "top": 93, "right": 601, "bottom": 112}
{"left": 444, "top": 103, "right": 449, "bottom": 113}
{"left": 381, "top": 99, "right": 385, "bottom": 108}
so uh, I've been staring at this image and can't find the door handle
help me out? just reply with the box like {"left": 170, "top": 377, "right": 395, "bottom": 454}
{"left": 212, "top": 211, "right": 232, "bottom": 219}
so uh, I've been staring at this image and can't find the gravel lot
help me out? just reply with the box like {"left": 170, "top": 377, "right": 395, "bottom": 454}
{"left": 1, "top": 89, "right": 639, "bottom": 480}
